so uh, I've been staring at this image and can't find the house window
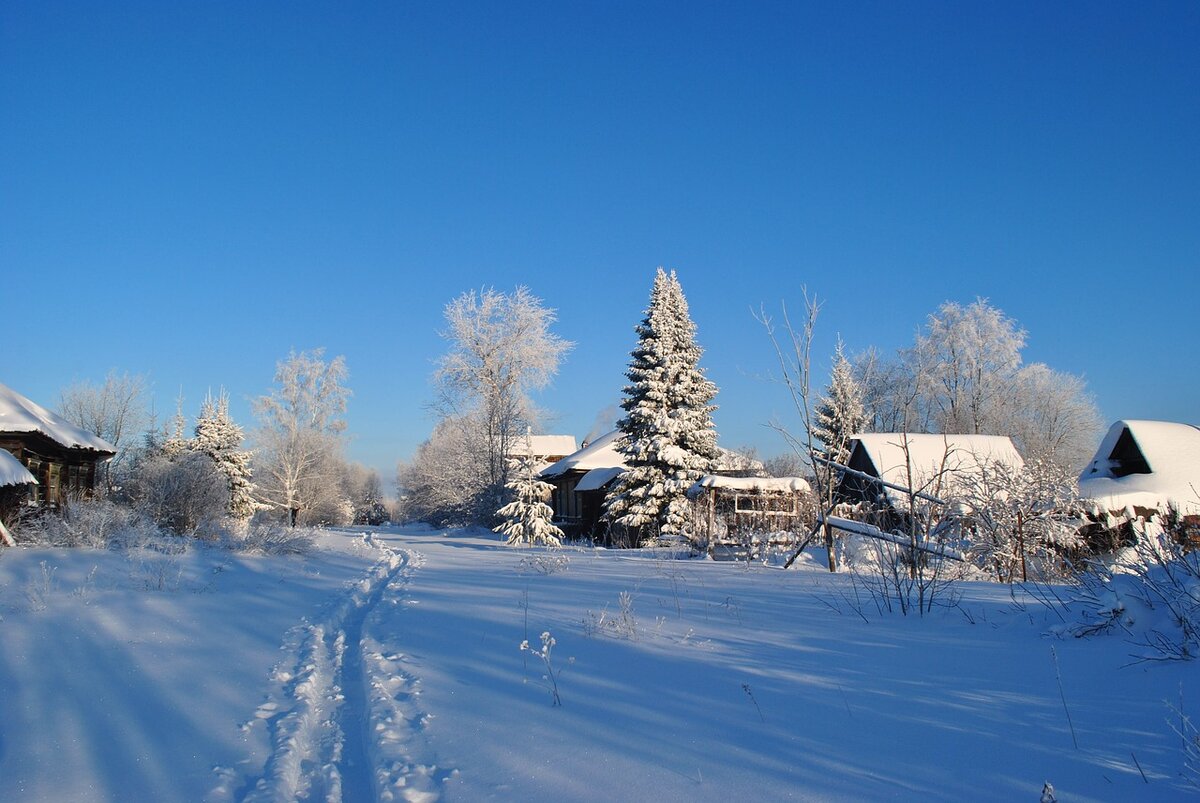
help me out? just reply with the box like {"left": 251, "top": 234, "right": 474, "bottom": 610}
{"left": 26, "top": 458, "right": 42, "bottom": 504}
{"left": 1110, "top": 429, "right": 1151, "bottom": 477}
{"left": 47, "top": 464, "right": 61, "bottom": 505}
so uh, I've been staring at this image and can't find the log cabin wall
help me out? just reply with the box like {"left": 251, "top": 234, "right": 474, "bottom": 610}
{"left": 0, "top": 433, "right": 106, "bottom": 508}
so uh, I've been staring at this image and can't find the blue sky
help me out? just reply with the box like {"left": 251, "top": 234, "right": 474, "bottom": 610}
{"left": 3, "top": 2, "right": 1197, "bottom": 477}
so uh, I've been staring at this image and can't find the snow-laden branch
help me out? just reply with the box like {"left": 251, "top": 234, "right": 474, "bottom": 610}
{"left": 820, "top": 515, "right": 965, "bottom": 562}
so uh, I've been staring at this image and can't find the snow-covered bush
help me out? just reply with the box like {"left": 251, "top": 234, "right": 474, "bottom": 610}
{"left": 121, "top": 451, "right": 228, "bottom": 536}
{"left": 1068, "top": 515, "right": 1200, "bottom": 661}
{"left": 230, "top": 521, "right": 317, "bottom": 556}
{"left": 582, "top": 591, "right": 640, "bottom": 640}
{"left": 10, "top": 498, "right": 183, "bottom": 552}
{"left": 954, "top": 457, "right": 1084, "bottom": 582}
{"left": 10, "top": 498, "right": 132, "bottom": 548}
{"left": 517, "top": 553, "right": 570, "bottom": 575}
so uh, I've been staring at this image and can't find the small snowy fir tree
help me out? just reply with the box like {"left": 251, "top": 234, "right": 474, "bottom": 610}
{"left": 161, "top": 395, "right": 191, "bottom": 458}
{"left": 193, "top": 390, "right": 258, "bottom": 519}
{"left": 603, "top": 268, "right": 719, "bottom": 541}
{"left": 812, "top": 339, "right": 867, "bottom": 466}
{"left": 495, "top": 434, "right": 564, "bottom": 546}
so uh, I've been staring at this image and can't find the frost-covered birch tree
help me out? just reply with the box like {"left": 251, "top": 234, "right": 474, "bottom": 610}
{"left": 429, "top": 287, "right": 572, "bottom": 521}
{"left": 253, "top": 349, "right": 351, "bottom": 526}
{"left": 58, "top": 370, "right": 149, "bottom": 489}
{"left": 853, "top": 298, "right": 1101, "bottom": 471}
{"left": 603, "top": 268, "right": 719, "bottom": 542}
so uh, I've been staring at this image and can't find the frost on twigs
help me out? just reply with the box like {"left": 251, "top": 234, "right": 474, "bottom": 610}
{"left": 1064, "top": 513, "right": 1200, "bottom": 663}
{"left": 582, "top": 591, "right": 640, "bottom": 641}
{"left": 517, "top": 553, "right": 570, "bottom": 575}
{"left": 520, "top": 630, "right": 571, "bottom": 706}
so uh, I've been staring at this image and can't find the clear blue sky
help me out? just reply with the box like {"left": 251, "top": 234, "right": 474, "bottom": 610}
{"left": 3, "top": 2, "right": 1197, "bottom": 477}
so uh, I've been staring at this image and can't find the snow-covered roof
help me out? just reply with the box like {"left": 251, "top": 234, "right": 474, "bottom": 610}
{"left": 0, "top": 448, "right": 37, "bottom": 487}
{"left": 540, "top": 430, "right": 627, "bottom": 478}
{"left": 575, "top": 467, "right": 624, "bottom": 492}
{"left": 688, "top": 475, "right": 811, "bottom": 496}
{"left": 714, "top": 447, "right": 765, "bottom": 474}
{"left": 510, "top": 435, "right": 578, "bottom": 459}
{"left": 847, "top": 433, "right": 1025, "bottom": 502}
{"left": 541, "top": 430, "right": 769, "bottom": 487}
{"left": 1078, "top": 420, "right": 1200, "bottom": 515}
{"left": 0, "top": 382, "right": 116, "bottom": 454}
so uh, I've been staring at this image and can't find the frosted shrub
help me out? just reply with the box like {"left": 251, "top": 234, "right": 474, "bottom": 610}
{"left": 1069, "top": 516, "right": 1200, "bottom": 661}
{"left": 517, "top": 553, "right": 570, "bottom": 575}
{"left": 583, "top": 591, "right": 639, "bottom": 640}
{"left": 122, "top": 451, "right": 228, "bottom": 536}
{"left": 520, "top": 630, "right": 569, "bottom": 706}
{"left": 24, "top": 560, "right": 57, "bottom": 611}
{"left": 1167, "top": 700, "right": 1200, "bottom": 788}
{"left": 233, "top": 521, "right": 317, "bottom": 556}
{"left": 14, "top": 499, "right": 142, "bottom": 549}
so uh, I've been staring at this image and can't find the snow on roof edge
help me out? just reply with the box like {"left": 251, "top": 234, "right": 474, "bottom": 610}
{"left": 0, "top": 381, "right": 116, "bottom": 454}
{"left": 0, "top": 448, "right": 37, "bottom": 487}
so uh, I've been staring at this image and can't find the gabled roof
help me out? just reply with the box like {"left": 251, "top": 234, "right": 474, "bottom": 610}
{"left": 846, "top": 433, "right": 1025, "bottom": 502}
{"left": 540, "top": 430, "right": 767, "bottom": 486}
{"left": 540, "top": 430, "right": 625, "bottom": 478}
{"left": 0, "top": 448, "right": 37, "bottom": 488}
{"left": 1079, "top": 420, "right": 1200, "bottom": 515}
{"left": 509, "top": 435, "right": 578, "bottom": 459}
{"left": 0, "top": 382, "right": 116, "bottom": 454}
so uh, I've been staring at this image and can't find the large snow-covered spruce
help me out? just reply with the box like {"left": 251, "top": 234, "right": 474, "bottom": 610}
{"left": 604, "top": 268, "right": 719, "bottom": 539}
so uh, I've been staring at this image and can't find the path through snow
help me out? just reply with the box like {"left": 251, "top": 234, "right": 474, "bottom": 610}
{"left": 211, "top": 535, "right": 446, "bottom": 803}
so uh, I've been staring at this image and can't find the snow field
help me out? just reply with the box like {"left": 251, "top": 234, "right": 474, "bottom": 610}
{"left": 3, "top": 525, "right": 1199, "bottom": 801}
{"left": 223, "top": 536, "right": 445, "bottom": 802}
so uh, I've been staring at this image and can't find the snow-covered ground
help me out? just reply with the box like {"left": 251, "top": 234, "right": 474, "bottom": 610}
{"left": 1, "top": 525, "right": 1196, "bottom": 801}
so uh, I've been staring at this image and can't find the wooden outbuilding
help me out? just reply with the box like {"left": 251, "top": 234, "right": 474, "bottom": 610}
{"left": 687, "top": 475, "right": 814, "bottom": 560}
{"left": 1078, "top": 420, "right": 1200, "bottom": 548}
{"left": 0, "top": 381, "right": 116, "bottom": 509}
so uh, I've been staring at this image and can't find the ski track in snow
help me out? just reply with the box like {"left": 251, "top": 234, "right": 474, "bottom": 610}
{"left": 209, "top": 534, "right": 445, "bottom": 803}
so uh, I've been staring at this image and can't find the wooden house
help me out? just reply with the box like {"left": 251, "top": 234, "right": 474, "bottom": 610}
{"left": 539, "top": 430, "right": 767, "bottom": 543}
{"left": 0, "top": 381, "right": 116, "bottom": 509}
{"left": 539, "top": 431, "right": 625, "bottom": 541}
{"left": 834, "top": 433, "right": 1024, "bottom": 526}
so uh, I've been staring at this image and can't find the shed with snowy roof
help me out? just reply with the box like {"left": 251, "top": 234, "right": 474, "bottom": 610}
{"left": 687, "top": 475, "right": 814, "bottom": 559}
{"left": 0, "top": 381, "right": 116, "bottom": 508}
{"left": 1079, "top": 420, "right": 1200, "bottom": 517}
{"left": 835, "top": 433, "right": 1025, "bottom": 509}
